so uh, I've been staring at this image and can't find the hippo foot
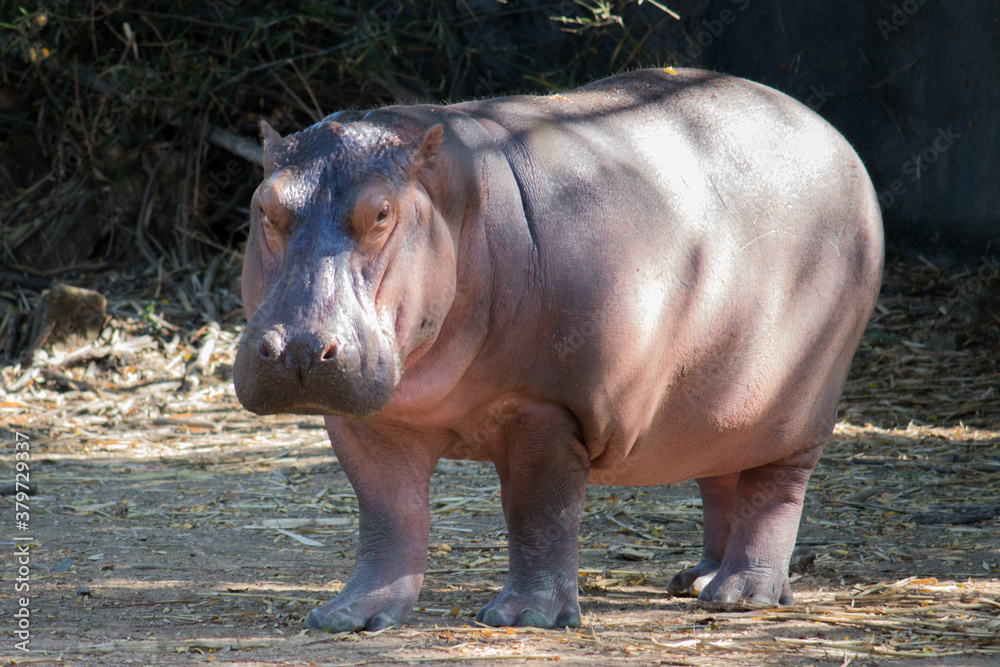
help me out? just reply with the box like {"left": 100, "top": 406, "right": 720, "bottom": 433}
{"left": 475, "top": 592, "right": 581, "bottom": 628}
{"left": 696, "top": 564, "right": 794, "bottom": 609}
{"left": 304, "top": 591, "right": 414, "bottom": 633}
{"left": 666, "top": 558, "right": 721, "bottom": 598}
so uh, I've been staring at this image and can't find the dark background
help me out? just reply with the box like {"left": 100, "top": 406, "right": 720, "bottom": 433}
{"left": 700, "top": 0, "right": 999, "bottom": 256}
{"left": 1, "top": 0, "right": 997, "bottom": 276}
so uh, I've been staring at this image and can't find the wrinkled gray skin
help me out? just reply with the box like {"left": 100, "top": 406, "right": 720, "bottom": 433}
{"left": 233, "top": 69, "right": 883, "bottom": 632}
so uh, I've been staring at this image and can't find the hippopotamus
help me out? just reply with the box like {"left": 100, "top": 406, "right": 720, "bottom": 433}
{"left": 234, "top": 68, "right": 883, "bottom": 632}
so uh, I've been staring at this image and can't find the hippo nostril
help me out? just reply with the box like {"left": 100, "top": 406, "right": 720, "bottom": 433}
{"left": 320, "top": 339, "right": 338, "bottom": 362}
{"left": 257, "top": 330, "right": 284, "bottom": 361}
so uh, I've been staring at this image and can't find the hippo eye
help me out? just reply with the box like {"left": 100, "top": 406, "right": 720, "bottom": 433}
{"left": 371, "top": 201, "right": 393, "bottom": 236}
{"left": 259, "top": 208, "right": 282, "bottom": 254}
{"left": 358, "top": 198, "right": 393, "bottom": 246}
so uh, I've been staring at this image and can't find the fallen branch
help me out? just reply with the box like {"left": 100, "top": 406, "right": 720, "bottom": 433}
{"left": 911, "top": 504, "right": 1000, "bottom": 525}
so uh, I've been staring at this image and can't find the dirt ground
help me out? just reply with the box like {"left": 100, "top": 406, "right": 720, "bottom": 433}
{"left": 2, "top": 255, "right": 999, "bottom": 666}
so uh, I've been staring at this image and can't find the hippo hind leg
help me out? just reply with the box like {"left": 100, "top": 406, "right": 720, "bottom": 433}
{"left": 666, "top": 472, "right": 738, "bottom": 598}
{"left": 695, "top": 440, "right": 825, "bottom": 608}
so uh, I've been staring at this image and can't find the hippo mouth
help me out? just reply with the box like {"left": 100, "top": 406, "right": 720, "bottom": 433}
{"left": 233, "top": 322, "right": 400, "bottom": 418}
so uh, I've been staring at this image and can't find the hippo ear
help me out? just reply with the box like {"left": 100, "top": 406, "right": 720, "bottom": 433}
{"left": 406, "top": 125, "right": 443, "bottom": 177}
{"left": 323, "top": 120, "right": 343, "bottom": 136}
{"left": 260, "top": 120, "right": 282, "bottom": 172}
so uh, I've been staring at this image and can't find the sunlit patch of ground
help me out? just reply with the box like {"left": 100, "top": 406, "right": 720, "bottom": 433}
{"left": 1, "top": 256, "right": 997, "bottom": 664}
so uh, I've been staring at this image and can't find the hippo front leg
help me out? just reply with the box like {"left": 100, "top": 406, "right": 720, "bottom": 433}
{"left": 305, "top": 418, "right": 437, "bottom": 633}
{"left": 476, "top": 404, "right": 589, "bottom": 628}
{"left": 698, "top": 443, "right": 824, "bottom": 607}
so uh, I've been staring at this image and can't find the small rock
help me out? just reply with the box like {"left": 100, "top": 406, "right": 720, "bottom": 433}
{"left": 925, "top": 332, "right": 957, "bottom": 352}
{"left": 790, "top": 552, "right": 816, "bottom": 574}
{"left": 18, "top": 284, "right": 107, "bottom": 366}
{"left": 112, "top": 500, "right": 129, "bottom": 518}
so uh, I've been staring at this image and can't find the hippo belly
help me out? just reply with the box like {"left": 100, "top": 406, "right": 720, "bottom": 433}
{"left": 456, "top": 72, "right": 880, "bottom": 488}
{"left": 234, "top": 68, "right": 883, "bottom": 632}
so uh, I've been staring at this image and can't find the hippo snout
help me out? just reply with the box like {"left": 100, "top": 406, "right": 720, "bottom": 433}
{"left": 234, "top": 321, "right": 396, "bottom": 418}
{"left": 255, "top": 328, "right": 353, "bottom": 375}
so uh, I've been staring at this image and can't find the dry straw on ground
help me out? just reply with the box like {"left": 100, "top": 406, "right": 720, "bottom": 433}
{"left": 0, "top": 255, "right": 997, "bottom": 665}
{"left": 3, "top": 5, "right": 998, "bottom": 662}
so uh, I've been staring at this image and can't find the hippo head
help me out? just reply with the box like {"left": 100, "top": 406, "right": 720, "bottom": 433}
{"left": 234, "top": 116, "right": 455, "bottom": 417}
